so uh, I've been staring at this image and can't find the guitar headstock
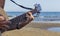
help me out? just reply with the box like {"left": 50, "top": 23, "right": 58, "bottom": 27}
{"left": 34, "top": 3, "right": 42, "bottom": 12}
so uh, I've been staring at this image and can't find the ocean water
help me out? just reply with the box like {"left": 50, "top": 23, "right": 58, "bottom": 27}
{"left": 6, "top": 12, "right": 60, "bottom": 21}
{"left": 6, "top": 12, "right": 60, "bottom": 16}
{"left": 47, "top": 27, "right": 60, "bottom": 32}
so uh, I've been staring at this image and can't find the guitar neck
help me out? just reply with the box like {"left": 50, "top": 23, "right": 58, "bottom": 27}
{"left": 7, "top": 9, "right": 37, "bottom": 30}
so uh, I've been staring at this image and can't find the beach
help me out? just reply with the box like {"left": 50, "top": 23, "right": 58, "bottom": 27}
{"left": 2, "top": 22, "right": 60, "bottom": 36}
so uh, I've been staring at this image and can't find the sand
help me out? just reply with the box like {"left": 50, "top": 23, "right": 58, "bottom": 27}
{"left": 1, "top": 22, "right": 60, "bottom": 36}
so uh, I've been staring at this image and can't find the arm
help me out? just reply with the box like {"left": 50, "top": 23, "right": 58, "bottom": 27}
{"left": 0, "top": 0, "right": 5, "bottom": 8}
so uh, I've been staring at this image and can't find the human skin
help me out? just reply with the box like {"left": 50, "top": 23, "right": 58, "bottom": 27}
{"left": 0, "top": 15, "right": 10, "bottom": 26}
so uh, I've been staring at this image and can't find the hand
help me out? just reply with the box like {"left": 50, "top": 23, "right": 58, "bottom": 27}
{"left": 26, "top": 12, "right": 34, "bottom": 20}
{"left": 0, "top": 16, "right": 5, "bottom": 22}
{"left": 0, "top": 16, "right": 11, "bottom": 26}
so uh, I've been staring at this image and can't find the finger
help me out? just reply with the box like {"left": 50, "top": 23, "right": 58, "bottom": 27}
{"left": 0, "top": 16, "right": 5, "bottom": 21}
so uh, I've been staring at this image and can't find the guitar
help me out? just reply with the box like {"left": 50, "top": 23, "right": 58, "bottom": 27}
{"left": 0, "top": 0, "right": 42, "bottom": 33}
{"left": 7, "top": 7, "right": 41, "bottom": 31}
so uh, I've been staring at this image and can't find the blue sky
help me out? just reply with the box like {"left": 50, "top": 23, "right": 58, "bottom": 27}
{"left": 4, "top": 0, "right": 60, "bottom": 12}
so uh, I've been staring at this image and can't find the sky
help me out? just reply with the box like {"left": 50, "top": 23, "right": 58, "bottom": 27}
{"left": 4, "top": 0, "right": 60, "bottom": 12}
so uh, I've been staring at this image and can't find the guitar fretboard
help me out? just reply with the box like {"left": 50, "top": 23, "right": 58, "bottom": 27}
{"left": 8, "top": 13, "right": 27, "bottom": 29}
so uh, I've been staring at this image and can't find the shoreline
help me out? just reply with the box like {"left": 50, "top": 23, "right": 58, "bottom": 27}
{"left": 32, "top": 21, "right": 60, "bottom": 23}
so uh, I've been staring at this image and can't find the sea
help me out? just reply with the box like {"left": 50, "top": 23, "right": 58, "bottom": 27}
{"left": 6, "top": 12, "right": 60, "bottom": 21}
{"left": 6, "top": 12, "right": 60, "bottom": 32}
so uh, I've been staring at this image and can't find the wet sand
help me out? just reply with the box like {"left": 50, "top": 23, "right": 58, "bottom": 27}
{"left": 2, "top": 22, "right": 60, "bottom": 36}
